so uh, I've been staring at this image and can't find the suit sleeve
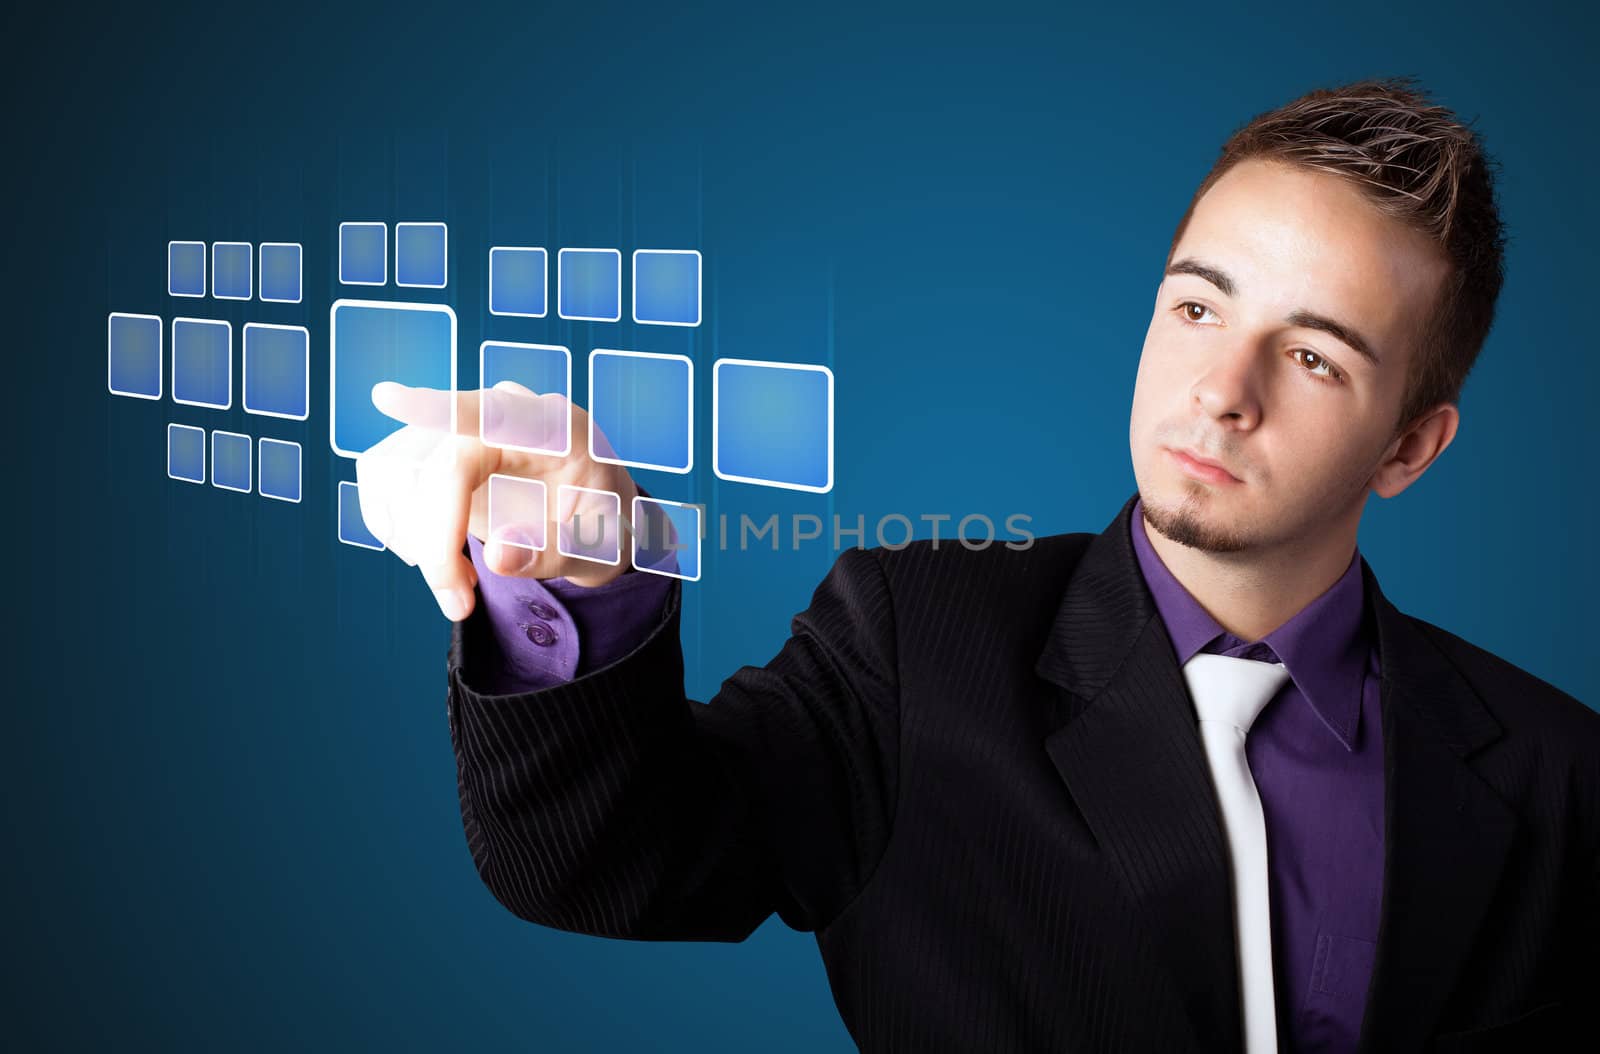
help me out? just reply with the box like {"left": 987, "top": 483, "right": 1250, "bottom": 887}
{"left": 444, "top": 545, "right": 901, "bottom": 942}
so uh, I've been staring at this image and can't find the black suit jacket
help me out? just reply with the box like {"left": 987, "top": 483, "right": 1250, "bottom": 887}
{"left": 445, "top": 493, "right": 1599, "bottom": 1053}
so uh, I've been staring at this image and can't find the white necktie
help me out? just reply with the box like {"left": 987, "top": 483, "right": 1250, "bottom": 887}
{"left": 1181, "top": 652, "right": 1292, "bottom": 1054}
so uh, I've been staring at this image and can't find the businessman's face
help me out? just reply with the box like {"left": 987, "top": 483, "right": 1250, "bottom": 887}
{"left": 1129, "top": 158, "right": 1449, "bottom": 554}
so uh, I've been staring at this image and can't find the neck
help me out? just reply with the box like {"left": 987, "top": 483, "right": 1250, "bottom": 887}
{"left": 1140, "top": 506, "right": 1360, "bottom": 642}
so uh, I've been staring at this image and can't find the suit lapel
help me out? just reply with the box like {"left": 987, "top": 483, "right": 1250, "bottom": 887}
{"left": 1036, "top": 494, "right": 1243, "bottom": 1053}
{"left": 1356, "top": 566, "right": 1517, "bottom": 1052}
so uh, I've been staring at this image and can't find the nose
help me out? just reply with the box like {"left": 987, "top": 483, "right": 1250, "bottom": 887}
{"left": 1191, "top": 337, "right": 1267, "bottom": 429}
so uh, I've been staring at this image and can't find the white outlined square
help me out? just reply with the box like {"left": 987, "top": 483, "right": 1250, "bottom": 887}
{"left": 168, "top": 240, "right": 206, "bottom": 298}
{"left": 210, "top": 429, "right": 253, "bottom": 493}
{"left": 337, "top": 480, "right": 386, "bottom": 551}
{"left": 258, "top": 438, "right": 303, "bottom": 504}
{"left": 259, "top": 242, "right": 303, "bottom": 304}
{"left": 243, "top": 322, "right": 310, "bottom": 421}
{"left": 170, "top": 317, "right": 233, "bottom": 410}
{"left": 396, "top": 222, "right": 448, "bottom": 289}
{"left": 107, "top": 312, "right": 163, "bottom": 400}
{"left": 488, "top": 246, "right": 548, "bottom": 317}
{"left": 211, "top": 241, "right": 253, "bottom": 301}
{"left": 328, "top": 299, "right": 457, "bottom": 459}
{"left": 630, "top": 496, "right": 703, "bottom": 582}
{"left": 555, "top": 484, "right": 622, "bottom": 566}
{"left": 339, "top": 222, "right": 388, "bottom": 286}
{"left": 478, "top": 341, "right": 571, "bottom": 456}
{"left": 487, "top": 474, "right": 548, "bottom": 553}
{"left": 632, "top": 249, "right": 703, "bottom": 327}
{"left": 556, "top": 247, "right": 623, "bottom": 322}
{"left": 167, "top": 423, "right": 205, "bottom": 484}
{"left": 712, "top": 357, "right": 835, "bottom": 494}
{"left": 587, "top": 349, "right": 693, "bottom": 474}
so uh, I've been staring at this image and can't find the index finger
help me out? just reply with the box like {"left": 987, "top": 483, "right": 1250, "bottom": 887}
{"left": 371, "top": 382, "right": 483, "bottom": 437}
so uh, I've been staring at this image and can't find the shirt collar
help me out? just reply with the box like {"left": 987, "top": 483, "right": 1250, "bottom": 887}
{"left": 1129, "top": 496, "right": 1371, "bottom": 750}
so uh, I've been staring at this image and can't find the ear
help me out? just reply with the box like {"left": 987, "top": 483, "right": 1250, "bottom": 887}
{"left": 1369, "top": 402, "right": 1459, "bottom": 499}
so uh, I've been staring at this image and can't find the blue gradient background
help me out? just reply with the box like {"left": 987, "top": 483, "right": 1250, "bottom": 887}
{"left": 8, "top": 0, "right": 1598, "bottom": 1050}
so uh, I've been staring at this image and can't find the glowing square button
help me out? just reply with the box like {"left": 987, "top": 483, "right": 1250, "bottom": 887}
{"left": 168, "top": 241, "right": 206, "bottom": 298}
{"left": 633, "top": 250, "right": 701, "bottom": 327}
{"left": 712, "top": 358, "right": 833, "bottom": 493}
{"left": 329, "top": 300, "right": 456, "bottom": 458}
{"left": 396, "top": 222, "right": 448, "bottom": 288}
{"left": 108, "top": 312, "right": 162, "bottom": 399}
{"left": 340, "top": 222, "right": 387, "bottom": 286}
{"left": 259, "top": 242, "right": 303, "bottom": 303}
{"left": 558, "top": 248, "right": 621, "bottom": 322}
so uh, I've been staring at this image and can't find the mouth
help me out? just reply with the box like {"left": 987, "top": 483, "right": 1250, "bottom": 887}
{"left": 1165, "top": 446, "right": 1242, "bottom": 485}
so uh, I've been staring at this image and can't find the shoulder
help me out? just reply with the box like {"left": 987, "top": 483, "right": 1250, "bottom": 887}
{"left": 827, "top": 529, "right": 1096, "bottom": 632}
{"left": 1408, "top": 615, "right": 1599, "bottom": 741}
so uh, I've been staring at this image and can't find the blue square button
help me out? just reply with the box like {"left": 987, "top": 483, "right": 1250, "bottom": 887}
{"left": 167, "top": 423, "right": 205, "bottom": 484}
{"left": 633, "top": 250, "right": 701, "bottom": 326}
{"left": 243, "top": 323, "right": 309, "bottom": 420}
{"left": 212, "top": 242, "right": 252, "bottom": 300}
{"left": 258, "top": 438, "right": 302, "bottom": 503}
{"left": 488, "top": 247, "right": 547, "bottom": 317}
{"left": 713, "top": 358, "right": 833, "bottom": 493}
{"left": 558, "top": 248, "right": 621, "bottom": 321}
{"left": 631, "top": 497, "right": 702, "bottom": 581}
{"left": 171, "top": 318, "right": 232, "bottom": 409}
{"left": 480, "top": 341, "right": 571, "bottom": 454}
{"left": 338, "top": 480, "right": 385, "bottom": 550}
{"left": 108, "top": 312, "right": 162, "bottom": 399}
{"left": 259, "top": 242, "right": 303, "bottom": 303}
{"left": 168, "top": 241, "right": 206, "bottom": 298}
{"left": 339, "top": 222, "right": 387, "bottom": 286}
{"left": 330, "top": 299, "right": 455, "bottom": 457}
{"left": 212, "top": 430, "right": 252, "bottom": 493}
{"left": 396, "top": 222, "right": 447, "bottom": 288}
{"left": 588, "top": 349, "right": 692, "bottom": 473}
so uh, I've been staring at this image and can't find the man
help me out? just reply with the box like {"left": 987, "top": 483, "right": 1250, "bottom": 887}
{"left": 359, "top": 77, "right": 1599, "bottom": 1052}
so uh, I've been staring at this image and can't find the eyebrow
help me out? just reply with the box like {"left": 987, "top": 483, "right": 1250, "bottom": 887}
{"left": 1165, "top": 256, "right": 1383, "bottom": 369}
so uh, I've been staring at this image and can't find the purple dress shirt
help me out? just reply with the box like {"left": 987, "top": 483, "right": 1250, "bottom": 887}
{"left": 1131, "top": 497, "right": 1385, "bottom": 1054}
{"left": 466, "top": 533, "right": 676, "bottom": 694}
{"left": 470, "top": 496, "right": 1384, "bottom": 1052}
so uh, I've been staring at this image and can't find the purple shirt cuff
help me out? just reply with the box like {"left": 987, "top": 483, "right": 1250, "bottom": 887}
{"left": 466, "top": 533, "right": 677, "bottom": 695}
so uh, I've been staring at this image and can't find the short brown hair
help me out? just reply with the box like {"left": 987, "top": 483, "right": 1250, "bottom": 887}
{"left": 1166, "top": 76, "right": 1506, "bottom": 435}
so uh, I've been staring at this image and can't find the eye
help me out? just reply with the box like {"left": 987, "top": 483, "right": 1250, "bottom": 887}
{"left": 1291, "top": 348, "right": 1343, "bottom": 384}
{"left": 1176, "top": 301, "right": 1220, "bottom": 325}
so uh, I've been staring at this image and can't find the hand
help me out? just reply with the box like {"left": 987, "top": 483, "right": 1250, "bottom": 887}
{"left": 357, "top": 380, "right": 641, "bottom": 621}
